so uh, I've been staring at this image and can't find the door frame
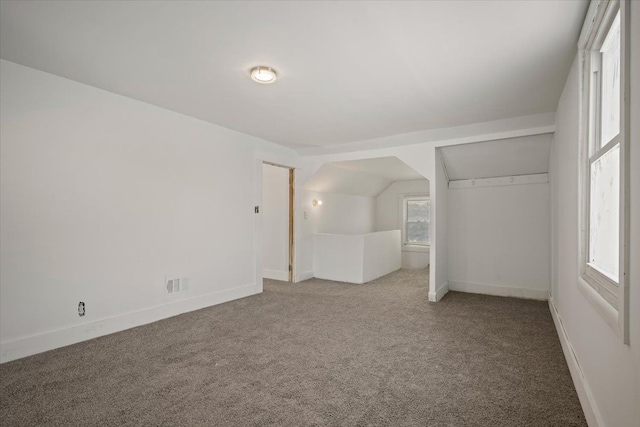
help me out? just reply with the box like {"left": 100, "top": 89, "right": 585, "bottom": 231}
{"left": 260, "top": 161, "right": 295, "bottom": 283}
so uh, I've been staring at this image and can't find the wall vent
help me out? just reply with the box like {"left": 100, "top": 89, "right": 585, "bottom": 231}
{"left": 166, "top": 278, "right": 180, "bottom": 293}
{"left": 166, "top": 276, "right": 189, "bottom": 294}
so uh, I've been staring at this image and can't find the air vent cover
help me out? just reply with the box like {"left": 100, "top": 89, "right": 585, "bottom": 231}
{"left": 166, "top": 278, "right": 180, "bottom": 293}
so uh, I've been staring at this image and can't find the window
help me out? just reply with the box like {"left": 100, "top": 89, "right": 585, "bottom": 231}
{"left": 402, "top": 197, "right": 429, "bottom": 246}
{"left": 579, "top": 0, "right": 629, "bottom": 342}
{"left": 585, "top": 7, "right": 621, "bottom": 302}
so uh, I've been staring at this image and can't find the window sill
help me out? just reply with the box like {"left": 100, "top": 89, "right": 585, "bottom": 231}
{"left": 402, "top": 245, "right": 429, "bottom": 253}
{"left": 577, "top": 275, "right": 620, "bottom": 336}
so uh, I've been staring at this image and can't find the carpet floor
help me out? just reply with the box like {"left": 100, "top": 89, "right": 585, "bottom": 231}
{"left": 0, "top": 268, "right": 586, "bottom": 426}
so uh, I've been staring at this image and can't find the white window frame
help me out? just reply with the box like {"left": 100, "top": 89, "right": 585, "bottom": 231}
{"left": 400, "top": 195, "right": 430, "bottom": 251}
{"left": 577, "top": 0, "right": 630, "bottom": 343}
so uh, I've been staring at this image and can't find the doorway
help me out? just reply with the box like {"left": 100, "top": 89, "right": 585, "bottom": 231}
{"left": 262, "top": 163, "right": 294, "bottom": 282}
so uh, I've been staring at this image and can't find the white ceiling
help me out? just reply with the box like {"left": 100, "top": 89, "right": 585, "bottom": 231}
{"left": 0, "top": 1, "right": 587, "bottom": 150}
{"left": 303, "top": 157, "right": 426, "bottom": 197}
{"left": 439, "top": 134, "right": 552, "bottom": 181}
{"left": 330, "top": 157, "right": 424, "bottom": 182}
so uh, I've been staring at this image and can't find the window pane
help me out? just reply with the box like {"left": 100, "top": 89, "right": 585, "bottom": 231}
{"left": 589, "top": 143, "right": 620, "bottom": 280}
{"left": 600, "top": 10, "right": 621, "bottom": 146}
{"left": 407, "top": 221, "right": 429, "bottom": 244}
{"left": 407, "top": 200, "right": 429, "bottom": 222}
{"left": 406, "top": 199, "right": 429, "bottom": 245}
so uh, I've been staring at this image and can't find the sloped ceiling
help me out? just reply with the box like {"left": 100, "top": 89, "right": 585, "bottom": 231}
{"left": 439, "top": 134, "right": 552, "bottom": 181}
{"left": 330, "top": 157, "right": 425, "bottom": 182}
{"left": 303, "top": 157, "right": 427, "bottom": 197}
{"left": 0, "top": 1, "right": 588, "bottom": 149}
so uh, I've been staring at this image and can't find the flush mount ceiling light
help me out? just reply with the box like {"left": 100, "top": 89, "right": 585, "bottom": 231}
{"left": 250, "top": 66, "right": 277, "bottom": 84}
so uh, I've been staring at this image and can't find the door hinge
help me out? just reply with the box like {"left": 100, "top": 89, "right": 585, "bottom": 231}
{"left": 255, "top": 206, "right": 259, "bottom": 214}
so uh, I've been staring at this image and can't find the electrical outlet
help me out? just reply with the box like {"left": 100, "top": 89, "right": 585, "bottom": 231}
{"left": 78, "top": 301, "right": 85, "bottom": 317}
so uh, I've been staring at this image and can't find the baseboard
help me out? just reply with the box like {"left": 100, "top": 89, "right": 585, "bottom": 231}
{"left": 296, "top": 270, "right": 314, "bottom": 282}
{"left": 548, "top": 296, "right": 602, "bottom": 427}
{"left": 0, "top": 283, "right": 257, "bottom": 364}
{"left": 429, "top": 281, "right": 449, "bottom": 302}
{"left": 448, "top": 281, "right": 548, "bottom": 300}
{"left": 263, "top": 269, "right": 289, "bottom": 281}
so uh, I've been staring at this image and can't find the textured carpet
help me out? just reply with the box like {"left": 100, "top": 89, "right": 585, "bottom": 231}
{"left": 0, "top": 268, "right": 586, "bottom": 426}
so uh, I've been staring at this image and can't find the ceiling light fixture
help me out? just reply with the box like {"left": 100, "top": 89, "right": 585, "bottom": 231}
{"left": 250, "top": 66, "right": 277, "bottom": 84}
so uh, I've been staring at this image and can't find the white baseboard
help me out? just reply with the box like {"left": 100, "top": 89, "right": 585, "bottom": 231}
{"left": 548, "top": 296, "right": 602, "bottom": 427}
{"left": 0, "top": 283, "right": 257, "bottom": 364}
{"left": 448, "top": 280, "right": 548, "bottom": 300}
{"left": 263, "top": 269, "right": 289, "bottom": 281}
{"left": 429, "top": 281, "right": 449, "bottom": 302}
{"left": 296, "top": 270, "right": 314, "bottom": 282}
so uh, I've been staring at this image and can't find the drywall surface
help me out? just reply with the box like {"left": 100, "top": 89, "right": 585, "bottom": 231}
{"left": 303, "top": 190, "right": 375, "bottom": 235}
{"left": 400, "top": 251, "right": 429, "bottom": 270}
{"left": 549, "top": 8, "right": 640, "bottom": 425}
{"left": 362, "top": 231, "right": 401, "bottom": 282}
{"left": 439, "top": 134, "right": 552, "bottom": 180}
{"left": 0, "top": 60, "right": 292, "bottom": 362}
{"left": 313, "top": 231, "right": 400, "bottom": 284}
{"left": 312, "top": 234, "right": 364, "bottom": 283}
{"left": 302, "top": 163, "right": 391, "bottom": 197}
{"left": 429, "top": 150, "right": 449, "bottom": 301}
{"left": 448, "top": 182, "right": 550, "bottom": 299}
{"left": 262, "top": 164, "right": 290, "bottom": 281}
{"left": 375, "top": 180, "right": 430, "bottom": 269}
{"left": 294, "top": 189, "right": 376, "bottom": 280}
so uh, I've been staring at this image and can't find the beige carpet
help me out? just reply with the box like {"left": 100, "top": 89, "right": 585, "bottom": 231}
{"left": 0, "top": 268, "right": 585, "bottom": 426}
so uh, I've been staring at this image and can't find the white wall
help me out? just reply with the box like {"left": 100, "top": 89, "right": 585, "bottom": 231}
{"left": 262, "top": 164, "right": 290, "bottom": 281}
{"left": 0, "top": 60, "right": 295, "bottom": 363}
{"left": 430, "top": 150, "right": 449, "bottom": 301}
{"left": 302, "top": 163, "right": 391, "bottom": 197}
{"left": 303, "top": 190, "right": 376, "bottom": 235}
{"left": 549, "top": 4, "right": 640, "bottom": 425}
{"left": 312, "top": 234, "right": 364, "bottom": 283}
{"left": 362, "top": 230, "right": 402, "bottom": 283}
{"left": 313, "top": 230, "right": 400, "bottom": 284}
{"left": 375, "top": 180, "right": 430, "bottom": 269}
{"left": 294, "top": 189, "right": 375, "bottom": 281}
{"left": 448, "top": 182, "right": 549, "bottom": 300}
